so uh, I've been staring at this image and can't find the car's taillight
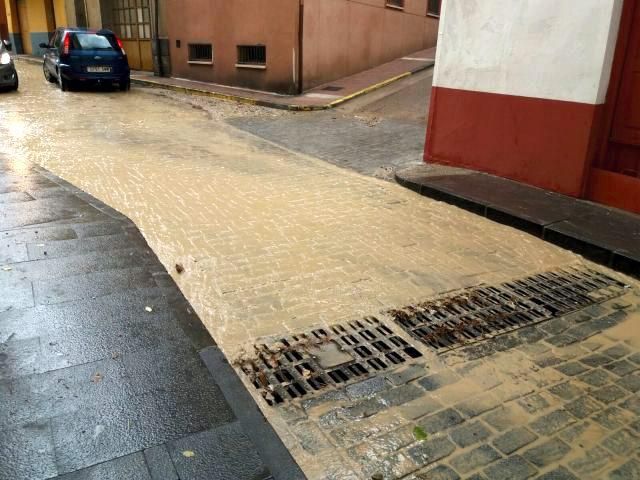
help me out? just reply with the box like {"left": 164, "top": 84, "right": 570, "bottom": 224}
{"left": 116, "top": 36, "right": 126, "bottom": 55}
{"left": 63, "top": 33, "right": 70, "bottom": 56}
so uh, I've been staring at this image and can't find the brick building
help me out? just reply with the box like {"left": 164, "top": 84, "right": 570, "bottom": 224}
{"left": 166, "top": 0, "right": 441, "bottom": 94}
{"left": 425, "top": 0, "right": 640, "bottom": 214}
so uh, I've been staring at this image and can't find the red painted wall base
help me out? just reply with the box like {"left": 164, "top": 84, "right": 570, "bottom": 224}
{"left": 425, "top": 86, "right": 602, "bottom": 197}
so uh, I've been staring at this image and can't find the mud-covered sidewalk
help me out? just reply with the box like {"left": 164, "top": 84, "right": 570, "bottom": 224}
{"left": 0, "top": 157, "right": 303, "bottom": 480}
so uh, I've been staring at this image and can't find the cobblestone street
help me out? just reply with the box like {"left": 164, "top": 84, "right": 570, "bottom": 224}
{"left": 2, "top": 61, "right": 639, "bottom": 479}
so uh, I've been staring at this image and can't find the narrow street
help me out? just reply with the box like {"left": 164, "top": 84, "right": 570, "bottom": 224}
{"left": 2, "top": 61, "right": 640, "bottom": 480}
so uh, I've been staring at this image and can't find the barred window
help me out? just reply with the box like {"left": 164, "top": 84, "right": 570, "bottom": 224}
{"left": 237, "top": 45, "right": 266, "bottom": 67}
{"left": 428, "top": 0, "right": 442, "bottom": 17}
{"left": 188, "top": 43, "right": 213, "bottom": 63}
{"left": 386, "top": 0, "right": 404, "bottom": 9}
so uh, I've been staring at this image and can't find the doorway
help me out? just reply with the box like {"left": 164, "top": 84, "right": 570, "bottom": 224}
{"left": 588, "top": 0, "right": 640, "bottom": 213}
{"left": 111, "top": 0, "right": 153, "bottom": 71}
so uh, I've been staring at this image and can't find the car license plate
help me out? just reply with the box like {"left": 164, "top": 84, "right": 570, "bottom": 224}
{"left": 87, "top": 66, "right": 111, "bottom": 73}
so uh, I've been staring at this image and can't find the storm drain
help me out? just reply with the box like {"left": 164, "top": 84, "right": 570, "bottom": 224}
{"left": 238, "top": 317, "right": 422, "bottom": 405}
{"left": 390, "top": 266, "right": 628, "bottom": 352}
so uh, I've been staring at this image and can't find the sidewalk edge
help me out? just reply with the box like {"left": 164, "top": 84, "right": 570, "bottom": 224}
{"left": 394, "top": 170, "right": 640, "bottom": 279}
{"left": 132, "top": 61, "right": 434, "bottom": 111}
{"left": 200, "top": 347, "right": 307, "bottom": 480}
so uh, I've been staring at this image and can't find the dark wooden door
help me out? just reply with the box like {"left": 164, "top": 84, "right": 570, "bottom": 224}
{"left": 607, "top": 0, "right": 640, "bottom": 176}
{"left": 588, "top": 0, "right": 640, "bottom": 213}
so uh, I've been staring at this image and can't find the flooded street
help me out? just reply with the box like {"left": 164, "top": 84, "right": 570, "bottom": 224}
{"left": 0, "top": 61, "right": 578, "bottom": 357}
{"left": 3, "top": 61, "right": 640, "bottom": 480}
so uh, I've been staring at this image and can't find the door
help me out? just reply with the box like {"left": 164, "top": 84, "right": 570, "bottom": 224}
{"left": 588, "top": 0, "right": 640, "bottom": 213}
{"left": 111, "top": 0, "right": 153, "bottom": 71}
{"left": 17, "top": 0, "right": 31, "bottom": 55}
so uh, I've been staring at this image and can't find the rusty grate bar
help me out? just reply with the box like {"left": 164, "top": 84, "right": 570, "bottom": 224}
{"left": 238, "top": 317, "right": 422, "bottom": 405}
{"left": 390, "top": 266, "right": 628, "bottom": 352}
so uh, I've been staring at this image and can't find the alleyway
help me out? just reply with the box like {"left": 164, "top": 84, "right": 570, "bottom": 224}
{"left": 2, "top": 61, "right": 639, "bottom": 479}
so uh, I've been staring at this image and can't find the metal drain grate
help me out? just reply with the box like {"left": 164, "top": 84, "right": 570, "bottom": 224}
{"left": 238, "top": 317, "right": 422, "bottom": 405}
{"left": 390, "top": 266, "right": 628, "bottom": 352}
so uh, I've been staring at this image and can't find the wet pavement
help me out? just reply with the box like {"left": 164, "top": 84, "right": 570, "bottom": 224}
{"left": 1, "top": 60, "right": 639, "bottom": 479}
{"left": 0, "top": 158, "right": 303, "bottom": 479}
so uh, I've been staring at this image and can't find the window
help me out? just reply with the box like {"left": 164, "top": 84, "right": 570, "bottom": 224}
{"left": 237, "top": 45, "right": 266, "bottom": 68}
{"left": 188, "top": 43, "right": 213, "bottom": 64}
{"left": 112, "top": 0, "right": 151, "bottom": 40}
{"left": 428, "top": 0, "right": 442, "bottom": 17}
{"left": 71, "top": 33, "right": 116, "bottom": 51}
{"left": 386, "top": 0, "right": 404, "bottom": 9}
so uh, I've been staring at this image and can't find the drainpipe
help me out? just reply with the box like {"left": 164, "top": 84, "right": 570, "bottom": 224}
{"left": 154, "top": 0, "right": 163, "bottom": 76}
{"left": 297, "top": 0, "right": 304, "bottom": 94}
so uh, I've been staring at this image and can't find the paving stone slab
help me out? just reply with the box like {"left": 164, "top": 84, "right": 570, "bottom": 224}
{"left": 414, "top": 464, "right": 460, "bottom": 480}
{"left": 143, "top": 444, "right": 179, "bottom": 480}
{"left": 617, "top": 373, "right": 640, "bottom": 392}
{"left": 529, "top": 409, "right": 575, "bottom": 436}
{"left": 418, "top": 409, "right": 465, "bottom": 434}
{"left": 406, "top": 436, "right": 456, "bottom": 468}
{"left": 449, "top": 421, "right": 491, "bottom": 448}
{"left": 167, "top": 422, "right": 272, "bottom": 480}
{"left": 33, "top": 266, "right": 158, "bottom": 306}
{"left": 536, "top": 466, "right": 579, "bottom": 480}
{"left": 0, "top": 421, "right": 58, "bottom": 480}
{"left": 608, "top": 458, "right": 640, "bottom": 480}
{"left": 522, "top": 438, "right": 571, "bottom": 468}
{"left": 482, "top": 455, "right": 537, "bottom": 480}
{"left": 450, "top": 445, "right": 501, "bottom": 474}
{"left": 593, "top": 406, "right": 637, "bottom": 431}
{"left": 578, "top": 369, "right": 614, "bottom": 387}
{"left": 568, "top": 446, "right": 614, "bottom": 477}
{"left": 54, "top": 452, "right": 151, "bottom": 480}
{"left": 492, "top": 427, "right": 538, "bottom": 455}
{"left": 602, "top": 429, "right": 640, "bottom": 456}
{"left": 564, "top": 395, "right": 604, "bottom": 419}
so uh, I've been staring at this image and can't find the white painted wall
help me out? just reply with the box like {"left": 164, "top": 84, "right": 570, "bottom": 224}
{"left": 433, "top": 0, "right": 624, "bottom": 104}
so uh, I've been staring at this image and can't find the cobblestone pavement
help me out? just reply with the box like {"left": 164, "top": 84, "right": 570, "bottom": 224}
{"left": 270, "top": 293, "right": 640, "bottom": 480}
{"left": 226, "top": 67, "right": 434, "bottom": 180}
{"left": 1, "top": 61, "right": 639, "bottom": 479}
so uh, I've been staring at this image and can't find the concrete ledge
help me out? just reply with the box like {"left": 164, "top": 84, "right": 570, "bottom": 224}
{"left": 396, "top": 165, "right": 640, "bottom": 279}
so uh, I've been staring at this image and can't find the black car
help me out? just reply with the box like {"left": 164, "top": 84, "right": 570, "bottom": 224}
{"left": 0, "top": 39, "right": 18, "bottom": 91}
{"left": 40, "top": 28, "right": 130, "bottom": 91}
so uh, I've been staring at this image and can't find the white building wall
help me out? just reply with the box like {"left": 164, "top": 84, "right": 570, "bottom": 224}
{"left": 433, "top": 0, "right": 624, "bottom": 105}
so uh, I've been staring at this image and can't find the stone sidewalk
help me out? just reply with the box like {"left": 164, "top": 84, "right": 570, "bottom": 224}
{"left": 128, "top": 47, "right": 436, "bottom": 111}
{"left": 0, "top": 157, "right": 303, "bottom": 480}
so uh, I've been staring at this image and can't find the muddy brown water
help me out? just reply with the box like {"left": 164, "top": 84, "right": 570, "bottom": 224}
{"left": 1, "top": 61, "right": 579, "bottom": 359}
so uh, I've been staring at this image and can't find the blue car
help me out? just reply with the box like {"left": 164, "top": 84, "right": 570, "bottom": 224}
{"left": 0, "top": 39, "right": 18, "bottom": 91}
{"left": 40, "top": 28, "right": 130, "bottom": 92}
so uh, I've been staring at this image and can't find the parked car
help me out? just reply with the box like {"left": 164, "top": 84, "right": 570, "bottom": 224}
{"left": 40, "top": 28, "right": 130, "bottom": 92}
{"left": 0, "top": 39, "right": 18, "bottom": 91}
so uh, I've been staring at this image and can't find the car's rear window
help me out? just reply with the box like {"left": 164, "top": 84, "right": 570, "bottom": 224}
{"left": 70, "top": 33, "right": 116, "bottom": 51}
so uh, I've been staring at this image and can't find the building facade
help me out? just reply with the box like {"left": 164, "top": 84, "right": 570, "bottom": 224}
{"left": 1, "top": 0, "right": 169, "bottom": 72}
{"left": 166, "top": 0, "right": 441, "bottom": 94}
{"left": 425, "top": 0, "right": 639, "bottom": 214}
